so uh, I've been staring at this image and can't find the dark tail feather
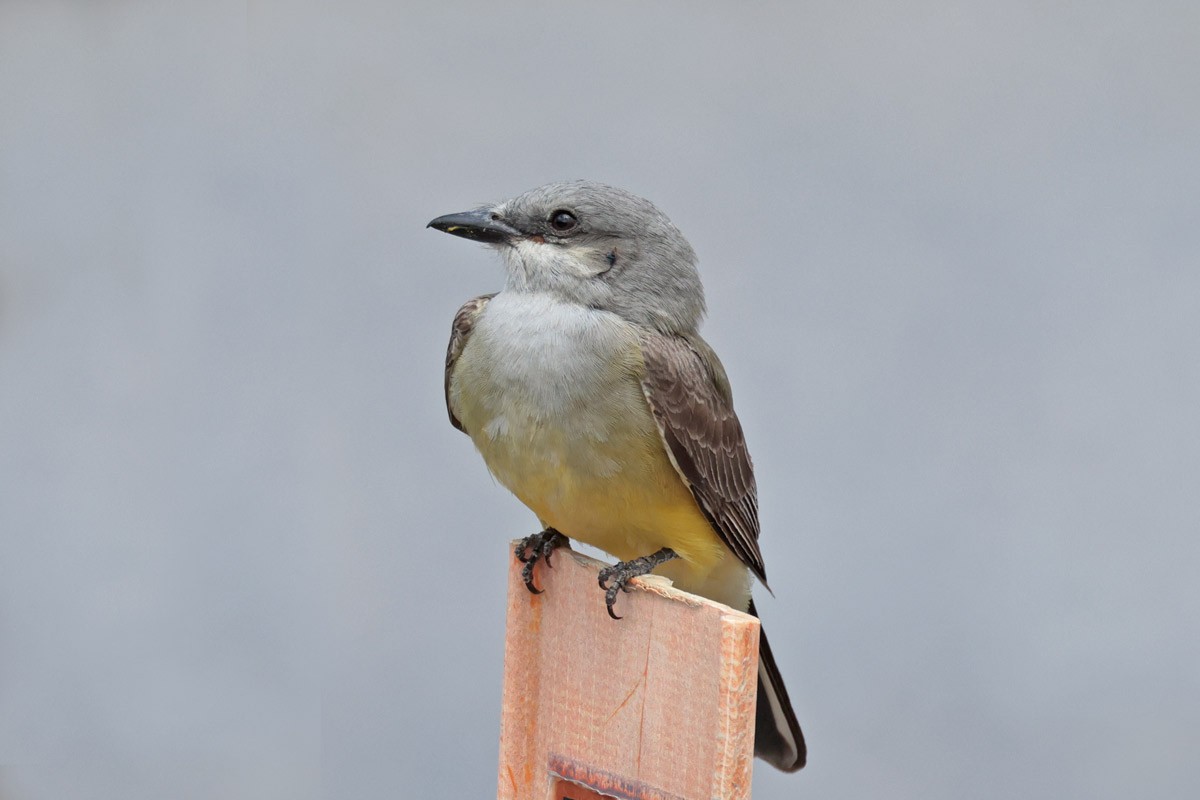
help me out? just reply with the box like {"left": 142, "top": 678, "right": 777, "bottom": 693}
{"left": 748, "top": 599, "right": 806, "bottom": 771}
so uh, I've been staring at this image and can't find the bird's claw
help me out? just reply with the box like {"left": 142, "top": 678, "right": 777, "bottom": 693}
{"left": 514, "top": 528, "right": 569, "bottom": 594}
{"left": 596, "top": 547, "right": 679, "bottom": 620}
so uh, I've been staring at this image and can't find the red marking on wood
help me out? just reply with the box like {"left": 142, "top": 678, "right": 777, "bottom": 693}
{"left": 506, "top": 765, "right": 518, "bottom": 794}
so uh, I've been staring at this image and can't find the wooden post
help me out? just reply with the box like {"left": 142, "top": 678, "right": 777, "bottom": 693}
{"left": 497, "top": 544, "right": 761, "bottom": 800}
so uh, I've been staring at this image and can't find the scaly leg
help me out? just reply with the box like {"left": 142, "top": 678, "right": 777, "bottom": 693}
{"left": 596, "top": 547, "right": 678, "bottom": 620}
{"left": 514, "top": 528, "right": 570, "bottom": 594}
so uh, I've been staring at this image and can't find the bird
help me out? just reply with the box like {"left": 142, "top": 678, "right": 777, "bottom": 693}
{"left": 429, "top": 180, "right": 806, "bottom": 772}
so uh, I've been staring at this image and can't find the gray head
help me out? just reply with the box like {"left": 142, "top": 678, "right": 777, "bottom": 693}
{"left": 428, "top": 181, "right": 705, "bottom": 333}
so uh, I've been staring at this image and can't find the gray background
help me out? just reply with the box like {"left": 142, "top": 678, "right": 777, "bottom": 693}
{"left": 1, "top": 2, "right": 1197, "bottom": 798}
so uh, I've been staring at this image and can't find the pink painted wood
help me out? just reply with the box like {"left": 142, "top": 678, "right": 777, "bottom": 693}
{"left": 497, "top": 544, "right": 760, "bottom": 800}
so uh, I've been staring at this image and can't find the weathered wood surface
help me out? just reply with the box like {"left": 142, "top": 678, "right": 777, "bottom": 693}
{"left": 497, "top": 544, "right": 760, "bottom": 800}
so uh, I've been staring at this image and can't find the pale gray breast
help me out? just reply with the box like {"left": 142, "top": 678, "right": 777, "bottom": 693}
{"left": 452, "top": 292, "right": 650, "bottom": 450}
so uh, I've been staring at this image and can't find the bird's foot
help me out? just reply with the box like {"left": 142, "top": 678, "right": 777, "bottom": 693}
{"left": 514, "top": 528, "right": 570, "bottom": 594}
{"left": 597, "top": 547, "right": 678, "bottom": 620}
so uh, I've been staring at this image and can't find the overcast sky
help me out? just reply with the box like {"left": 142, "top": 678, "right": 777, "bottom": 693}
{"left": 1, "top": 2, "right": 1198, "bottom": 798}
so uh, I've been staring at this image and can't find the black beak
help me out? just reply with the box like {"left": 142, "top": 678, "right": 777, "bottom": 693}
{"left": 427, "top": 209, "right": 521, "bottom": 244}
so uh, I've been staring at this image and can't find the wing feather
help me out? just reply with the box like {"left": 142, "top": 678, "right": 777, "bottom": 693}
{"left": 638, "top": 332, "right": 768, "bottom": 584}
{"left": 444, "top": 294, "right": 495, "bottom": 433}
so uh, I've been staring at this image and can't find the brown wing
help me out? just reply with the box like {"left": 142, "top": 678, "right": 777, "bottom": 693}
{"left": 638, "top": 331, "right": 768, "bottom": 585}
{"left": 444, "top": 294, "right": 495, "bottom": 433}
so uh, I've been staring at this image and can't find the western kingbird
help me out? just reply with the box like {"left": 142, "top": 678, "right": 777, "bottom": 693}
{"left": 429, "top": 181, "right": 806, "bottom": 772}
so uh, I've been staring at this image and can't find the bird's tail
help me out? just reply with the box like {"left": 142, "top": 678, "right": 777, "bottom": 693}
{"left": 748, "top": 599, "right": 806, "bottom": 772}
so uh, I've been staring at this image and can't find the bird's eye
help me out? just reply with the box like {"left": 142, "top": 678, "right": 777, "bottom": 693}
{"left": 549, "top": 209, "right": 578, "bottom": 232}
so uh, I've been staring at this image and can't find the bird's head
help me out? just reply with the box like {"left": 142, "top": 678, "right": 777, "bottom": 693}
{"left": 429, "top": 180, "right": 705, "bottom": 333}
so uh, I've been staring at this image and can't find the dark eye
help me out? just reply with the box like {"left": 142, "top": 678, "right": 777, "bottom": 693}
{"left": 549, "top": 209, "right": 577, "bottom": 232}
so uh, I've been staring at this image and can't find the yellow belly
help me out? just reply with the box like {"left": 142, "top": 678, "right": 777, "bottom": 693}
{"left": 464, "top": 405, "right": 750, "bottom": 609}
{"left": 514, "top": 439, "right": 722, "bottom": 567}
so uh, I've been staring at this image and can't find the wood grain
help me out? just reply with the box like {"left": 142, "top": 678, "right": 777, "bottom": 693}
{"left": 497, "top": 545, "right": 760, "bottom": 800}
